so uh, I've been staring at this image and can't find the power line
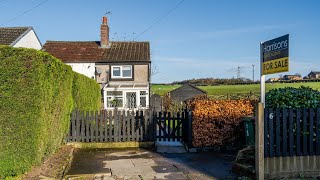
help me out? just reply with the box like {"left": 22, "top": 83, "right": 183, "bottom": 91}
{"left": 1, "top": 0, "right": 49, "bottom": 26}
{"left": 134, "top": 0, "right": 186, "bottom": 41}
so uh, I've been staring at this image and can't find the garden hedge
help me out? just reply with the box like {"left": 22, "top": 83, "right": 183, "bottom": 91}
{"left": 73, "top": 72, "right": 101, "bottom": 111}
{"left": 0, "top": 46, "right": 100, "bottom": 178}
{"left": 187, "top": 96, "right": 254, "bottom": 147}
{"left": 266, "top": 86, "right": 320, "bottom": 108}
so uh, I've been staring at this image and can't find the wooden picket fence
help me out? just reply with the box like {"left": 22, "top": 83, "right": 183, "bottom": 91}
{"left": 67, "top": 110, "right": 154, "bottom": 142}
{"left": 264, "top": 108, "right": 320, "bottom": 158}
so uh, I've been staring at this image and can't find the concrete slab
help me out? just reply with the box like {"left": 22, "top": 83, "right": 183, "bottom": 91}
{"left": 131, "top": 158, "right": 157, "bottom": 167}
{"left": 155, "top": 141, "right": 187, "bottom": 153}
{"left": 65, "top": 148, "right": 237, "bottom": 179}
{"left": 110, "top": 166, "right": 155, "bottom": 176}
{"left": 104, "top": 159, "right": 135, "bottom": 169}
{"left": 156, "top": 146, "right": 187, "bottom": 153}
{"left": 151, "top": 165, "right": 181, "bottom": 173}
{"left": 155, "top": 141, "right": 184, "bottom": 147}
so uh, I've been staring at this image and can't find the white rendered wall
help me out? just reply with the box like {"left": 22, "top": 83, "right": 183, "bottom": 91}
{"left": 13, "top": 30, "right": 42, "bottom": 50}
{"left": 67, "top": 63, "right": 96, "bottom": 79}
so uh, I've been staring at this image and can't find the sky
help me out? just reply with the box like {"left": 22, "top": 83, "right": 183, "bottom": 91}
{"left": 1, "top": 0, "right": 320, "bottom": 83}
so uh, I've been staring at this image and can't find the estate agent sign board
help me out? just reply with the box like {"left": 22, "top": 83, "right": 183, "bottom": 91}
{"left": 257, "top": 34, "right": 289, "bottom": 179}
{"left": 261, "top": 34, "right": 289, "bottom": 75}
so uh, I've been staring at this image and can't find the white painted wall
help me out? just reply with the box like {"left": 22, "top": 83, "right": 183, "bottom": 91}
{"left": 13, "top": 30, "right": 42, "bottom": 50}
{"left": 67, "top": 63, "right": 96, "bottom": 79}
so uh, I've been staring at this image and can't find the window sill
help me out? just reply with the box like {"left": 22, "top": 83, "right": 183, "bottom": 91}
{"left": 110, "top": 78, "right": 134, "bottom": 81}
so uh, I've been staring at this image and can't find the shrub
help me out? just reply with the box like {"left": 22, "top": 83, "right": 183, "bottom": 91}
{"left": 190, "top": 99, "right": 254, "bottom": 147}
{"left": 162, "top": 93, "right": 185, "bottom": 112}
{"left": 265, "top": 86, "right": 320, "bottom": 108}
{"left": 0, "top": 46, "right": 101, "bottom": 178}
{"left": 0, "top": 46, "right": 73, "bottom": 177}
{"left": 72, "top": 72, "right": 101, "bottom": 111}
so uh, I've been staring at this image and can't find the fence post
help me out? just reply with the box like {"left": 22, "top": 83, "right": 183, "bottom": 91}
{"left": 148, "top": 110, "right": 153, "bottom": 141}
{"left": 153, "top": 111, "right": 157, "bottom": 141}
{"left": 255, "top": 102, "right": 264, "bottom": 180}
{"left": 188, "top": 111, "right": 192, "bottom": 147}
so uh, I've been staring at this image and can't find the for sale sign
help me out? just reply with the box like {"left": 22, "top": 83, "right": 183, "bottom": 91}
{"left": 262, "top": 34, "right": 289, "bottom": 75}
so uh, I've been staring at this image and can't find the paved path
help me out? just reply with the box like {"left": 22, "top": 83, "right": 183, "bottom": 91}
{"left": 66, "top": 148, "right": 237, "bottom": 180}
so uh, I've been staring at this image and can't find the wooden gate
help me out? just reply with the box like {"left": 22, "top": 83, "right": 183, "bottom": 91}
{"left": 154, "top": 110, "right": 192, "bottom": 144}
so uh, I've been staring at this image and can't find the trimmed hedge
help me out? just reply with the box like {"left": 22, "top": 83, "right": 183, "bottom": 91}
{"left": 187, "top": 96, "right": 254, "bottom": 147}
{"left": 73, "top": 72, "right": 101, "bottom": 111}
{"left": 0, "top": 46, "right": 100, "bottom": 178}
{"left": 266, "top": 86, "right": 320, "bottom": 108}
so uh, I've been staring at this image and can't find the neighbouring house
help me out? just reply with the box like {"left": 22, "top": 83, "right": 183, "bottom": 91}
{"left": 282, "top": 74, "right": 302, "bottom": 81}
{"left": 0, "top": 27, "right": 42, "bottom": 50}
{"left": 43, "top": 17, "right": 151, "bottom": 110}
{"left": 266, "top": 78, "right": 280, "bottom": 82}
{"left": 169, "top": 84, "right": 207, "bottom": 104}
{"left": 308, "top": 71, "right": 320, "bottom": 79}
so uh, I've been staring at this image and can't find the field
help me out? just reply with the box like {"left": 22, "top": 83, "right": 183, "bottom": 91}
{"left": 151, "top": 82, "right": 320, "bottom": 96}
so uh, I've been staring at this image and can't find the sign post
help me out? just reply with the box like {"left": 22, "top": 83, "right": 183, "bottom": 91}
{"left": 257, "top": 34, "right": 289, "bottom": 180}
{"left": 260, "top": 42, "right": 265, "bottom": 106}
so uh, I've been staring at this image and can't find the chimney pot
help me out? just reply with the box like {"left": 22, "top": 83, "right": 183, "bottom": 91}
{"left": 102, "top": 16, "right": 107, "bottom": 25}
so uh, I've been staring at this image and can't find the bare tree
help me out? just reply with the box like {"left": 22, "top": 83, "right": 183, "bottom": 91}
{"left": 151, "top": 65, "right": 159, "bottom": 77}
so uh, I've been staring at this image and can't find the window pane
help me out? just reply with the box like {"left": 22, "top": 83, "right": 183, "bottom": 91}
{"left": 140, "top": 97, "right": 146, "bottom": 107}
{"left": 113, "top": 67, "right": 120, "bottom": 76}
{"left": 126, "top": 92, "right": 137, "bottom": 108}
{"left": 140, "top": 91, "right": 146, "bottom": 96}
{"left": 107, "top": 91, "right": 122, "bottom": 96}
{"left": 122, "top": 66, "right": 132, "bottom": 77}
{"left": 107, "top": 97, "right": 123, "bottom": 108}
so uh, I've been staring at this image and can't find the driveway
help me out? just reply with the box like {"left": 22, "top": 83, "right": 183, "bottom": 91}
{"left": 65, "top": 148, "right": 237, "bottom": 180}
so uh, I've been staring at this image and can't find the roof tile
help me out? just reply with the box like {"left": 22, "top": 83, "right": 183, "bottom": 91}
{"left": 42, "top": 41, "right": 150, "bottom": 63}
{"left": 0, "top": 27, "right": 30, "bottom": 45}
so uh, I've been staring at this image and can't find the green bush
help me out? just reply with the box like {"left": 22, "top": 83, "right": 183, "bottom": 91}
{"left": 0, "top": 46, "right": 101, "bottom": 178}
{"left": 265, "top": 86, "right": 320, "bottom": 108}
{"left": 72, "top": 72, "right": 101, "bottom": 111}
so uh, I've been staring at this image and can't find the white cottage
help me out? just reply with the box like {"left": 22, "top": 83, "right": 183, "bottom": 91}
{"left": 0, "top": 27, "right": 42, "bottom": 50}
{"left": 43, "top": 17, "right": 151, "bottom": 110}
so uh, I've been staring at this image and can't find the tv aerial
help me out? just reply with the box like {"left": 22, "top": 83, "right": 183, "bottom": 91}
{"left": 105, "top": 10, "right": 112, "bottom": 16}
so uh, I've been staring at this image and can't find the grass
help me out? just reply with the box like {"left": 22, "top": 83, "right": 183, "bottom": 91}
{"left": 151, "top": 82, "right": 320, "bottom": 96}
{"left": 151, "top": 84, "right": 181, "bottom": 96}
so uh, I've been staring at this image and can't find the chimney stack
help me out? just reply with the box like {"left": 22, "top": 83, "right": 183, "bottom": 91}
{"left": 100, "top": 16, "right": 109, "bottom": 48}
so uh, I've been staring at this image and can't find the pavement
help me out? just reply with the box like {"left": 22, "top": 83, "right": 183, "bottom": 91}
{"left": 65, "top": 148, "right": 237, "bottom": 180}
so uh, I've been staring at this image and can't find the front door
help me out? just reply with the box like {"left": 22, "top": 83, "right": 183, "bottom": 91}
{"left": 126, "top": 92, "right": 137, "bottom": 109}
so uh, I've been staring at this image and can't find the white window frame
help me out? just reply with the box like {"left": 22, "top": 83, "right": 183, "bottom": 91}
{"left": 106, "top": 91, "right": 123, "bottom": 108}
{"left": 103, "top": 87, "right": 149, "bottom": 110}
{"left": 111, "top": 65, "right": 132, "bottom": 79}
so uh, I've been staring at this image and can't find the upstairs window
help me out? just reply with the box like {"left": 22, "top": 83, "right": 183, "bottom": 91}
{"left": 111, "top": 65, "right": 132, "bottom": 78}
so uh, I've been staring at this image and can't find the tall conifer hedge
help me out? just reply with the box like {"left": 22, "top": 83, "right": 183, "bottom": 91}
{"left": 0, "top": 46, "right": 101, "bottom": 178}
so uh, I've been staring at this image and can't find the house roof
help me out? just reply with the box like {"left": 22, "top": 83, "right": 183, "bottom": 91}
{"left": 42, "top": 41, "right": 150, "bottom": 63}
{"left": 310, "top": 71, "right": 320, "bottom": 74}
{"left": 0, "top": 27, "right": 32, "bottom": 46}
{"left": 170, "top": 84, "right": 207, "bottom": 94}
{"left": 284, "top": 74, "right": 301, "bottom": 77}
